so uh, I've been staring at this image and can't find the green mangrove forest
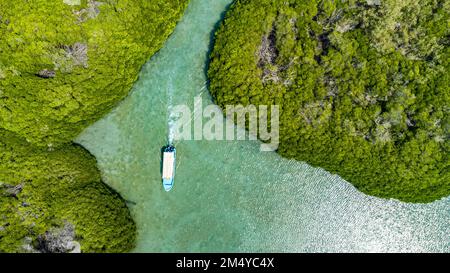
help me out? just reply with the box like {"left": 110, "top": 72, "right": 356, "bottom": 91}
{"left": 208, "top": 0, "right": 449, "bottom": 203}
{"left": 1, "top": 0, "right": 449, "bottom": 253}
{"left": 0, "top": 0, "right": 188, "bottom": 252}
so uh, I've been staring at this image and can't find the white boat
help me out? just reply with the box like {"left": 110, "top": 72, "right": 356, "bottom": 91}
{"left": 162, "top": 145, "right": 176, "bottom": 191}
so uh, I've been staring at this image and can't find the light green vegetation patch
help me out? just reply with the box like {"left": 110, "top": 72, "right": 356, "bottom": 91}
{"left": 0, "top": 0, "right": 188, "bottom": 146}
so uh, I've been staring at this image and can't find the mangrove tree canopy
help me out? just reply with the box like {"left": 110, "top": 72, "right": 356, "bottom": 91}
{"left": 208, "top": 0, "right": 449, "bottom": 203}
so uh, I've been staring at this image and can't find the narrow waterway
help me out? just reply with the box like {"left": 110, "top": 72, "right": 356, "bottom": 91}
{"left": 76, "top": 0, "right": 449, "bottom": 252}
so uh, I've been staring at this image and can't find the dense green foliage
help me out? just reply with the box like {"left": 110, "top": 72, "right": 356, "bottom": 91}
{"left": 0, "top": 0, "right": 188, "bottom": 146}
{"left": 0, "top": 0, "right": 189, "bottom": 252}
{"left": 209, "top": 0, "right": 449, "bottom": 203}
{"left": 0, "top": 130, "right": 135, "bottom": 252}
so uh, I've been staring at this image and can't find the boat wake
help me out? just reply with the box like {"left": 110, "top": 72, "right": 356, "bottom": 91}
{"left": 167, "top": 79, "right": 176, "bottom": 145}
{"left": 167, "top": 80, "right": 208, "bottom": 146}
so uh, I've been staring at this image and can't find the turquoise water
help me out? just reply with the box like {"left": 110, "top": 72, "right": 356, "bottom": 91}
{"left": 76, "top": 0, "right": 450, "bottom": 252}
